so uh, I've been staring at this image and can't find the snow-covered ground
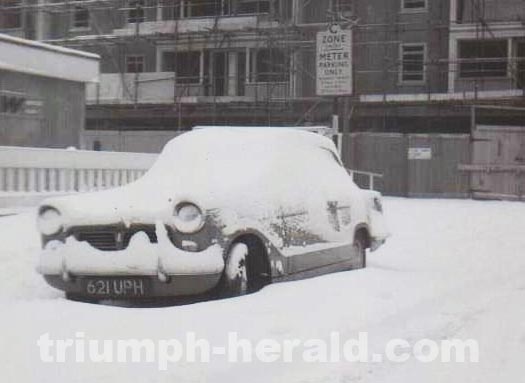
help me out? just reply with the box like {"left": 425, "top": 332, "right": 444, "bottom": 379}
{"left": 0, "top": 198, "right": 524, "bottom": 382}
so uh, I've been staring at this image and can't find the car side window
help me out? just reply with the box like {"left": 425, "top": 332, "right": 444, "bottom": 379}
{"left": 320, "top": 147, "right": 344, "bottom": 168}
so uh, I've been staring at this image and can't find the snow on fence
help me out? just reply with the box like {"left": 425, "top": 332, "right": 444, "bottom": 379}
{"left": 0, "top": 146, "right": 157, "bottom": 211}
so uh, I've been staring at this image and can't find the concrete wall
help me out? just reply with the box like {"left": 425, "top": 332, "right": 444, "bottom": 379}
{"left": 0, "top": 144, "right": 157, "bottom": 210}
{"left": 0, "top": 70, "right": 85, "bottom": 148}
{"left": 83, "top": 40, "right": 158, "bottom": 74}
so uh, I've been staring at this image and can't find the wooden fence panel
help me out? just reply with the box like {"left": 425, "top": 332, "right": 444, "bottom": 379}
{"left": 341, "top": 133, "right": 470, "bottom": 198}
{"left": 407, "top": 135, "right": 470, "bottom": 198}
{"left": 342, "top": 133, "right": 407, "bottom": 196}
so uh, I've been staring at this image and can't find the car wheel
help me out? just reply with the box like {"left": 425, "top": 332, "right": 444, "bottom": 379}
{"left": 354, "top": 232, "right": 367, "bottom": 269}
{"left": 220, "top": 242, "right": 249, "bottom": 297}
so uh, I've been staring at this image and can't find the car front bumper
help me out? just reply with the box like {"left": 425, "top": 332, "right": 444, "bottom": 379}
{"left": 37, "top": 222, "right": 225, "bottom": 297}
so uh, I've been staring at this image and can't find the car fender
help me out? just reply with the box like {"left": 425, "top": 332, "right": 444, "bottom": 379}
{"left": 223, "top": 228, "right": 287, "bottom": 280}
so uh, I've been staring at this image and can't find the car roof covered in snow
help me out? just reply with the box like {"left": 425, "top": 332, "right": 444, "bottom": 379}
{"left": 163, "top": 126, "right": 339, "bottom": 155}
{"left": 193, "top": 124, "right": 336, "bottom": 135}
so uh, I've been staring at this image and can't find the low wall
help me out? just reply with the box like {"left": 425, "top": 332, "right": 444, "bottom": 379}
{"left": 0, "top": 146, "right": 157, "bottom": 210}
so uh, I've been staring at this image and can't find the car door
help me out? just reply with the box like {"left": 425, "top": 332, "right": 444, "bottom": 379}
{"left": 283, "top": 146, "right": 356, "bottom": 275}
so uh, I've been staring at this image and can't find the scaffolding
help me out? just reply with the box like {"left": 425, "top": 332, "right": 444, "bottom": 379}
{"left": 0, "top": 0, "right": 333, "bottom": 129}
{"left": 2, "top": 0, "right": 525, "bottom": 134}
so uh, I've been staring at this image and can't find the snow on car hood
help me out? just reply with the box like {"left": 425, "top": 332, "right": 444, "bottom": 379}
{"left": 40, "top": 127, "right": 360, "bottom": 233}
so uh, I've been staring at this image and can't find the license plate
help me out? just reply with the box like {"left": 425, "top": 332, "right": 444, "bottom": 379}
{"left": 82, "top": 278, "right": 149, "bottom": 298}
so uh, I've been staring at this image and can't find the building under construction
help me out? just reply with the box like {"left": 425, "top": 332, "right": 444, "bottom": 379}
{"left": 1, "top": 0, "right": 525, "bottom": 152}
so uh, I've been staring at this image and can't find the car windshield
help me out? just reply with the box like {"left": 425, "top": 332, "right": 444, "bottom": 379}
{"left": 144, "top": 128, "right": 336, "bottom": 183}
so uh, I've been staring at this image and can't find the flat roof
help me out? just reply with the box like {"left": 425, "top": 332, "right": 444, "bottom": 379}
{"left": 0, "top": 33, "right": 100, "bottom": 83}
{"left": 0, "top": 33, "right": 99, "bottom": 60}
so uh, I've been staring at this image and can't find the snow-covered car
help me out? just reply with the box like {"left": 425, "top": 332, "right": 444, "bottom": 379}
{"left": 36, "top": 127, "right": 389, "bottom": 301}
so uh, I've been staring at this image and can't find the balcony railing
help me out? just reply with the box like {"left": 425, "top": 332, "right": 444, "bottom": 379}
{"left": 87, "top": 73, "right": 176, "bottom": 104}
{"left": 113, "top": 15, "right": 277, "bottom": 37}
{"left": 87, "top": 73, "right": 292, "bottom": 104}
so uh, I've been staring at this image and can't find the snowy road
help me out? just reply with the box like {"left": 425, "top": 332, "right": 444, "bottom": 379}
{"left": 0, "top": 198, "right": 524, "bottom": 382}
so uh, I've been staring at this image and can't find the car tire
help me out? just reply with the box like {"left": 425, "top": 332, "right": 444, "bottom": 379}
{"left": 354, "top": 232, "right": 367, "bottom": 269}
{"left": 220, "top": 242, "right": 249, "bottom": 297}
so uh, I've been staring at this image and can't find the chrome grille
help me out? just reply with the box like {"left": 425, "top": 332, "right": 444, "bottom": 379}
{"left": 76, "top": 231, "right": 118, "bottom": 251}
{"left": 74, "top": 227, "right": 157, "bottom": 251}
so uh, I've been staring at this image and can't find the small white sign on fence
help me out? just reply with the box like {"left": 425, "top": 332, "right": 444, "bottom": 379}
{"left": 408, "top": 147, "right": 432, "bottom": 160}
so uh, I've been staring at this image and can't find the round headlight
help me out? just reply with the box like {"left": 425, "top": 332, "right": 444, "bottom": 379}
{"left": 37, "top": 207, "right": 63, "bottom": 236}
{"left": 173, "top": 202, "right": 204, "bottom": 234}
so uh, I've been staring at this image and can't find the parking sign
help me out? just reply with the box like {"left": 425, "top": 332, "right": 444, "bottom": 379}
{"left": 316, "top": 24, "right": 352, "bottom": 96}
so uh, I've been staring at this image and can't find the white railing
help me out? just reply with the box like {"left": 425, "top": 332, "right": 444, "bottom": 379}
{"left": 87, "top": 73, "right": 292, "bottom": 105}
{"left": 0, "top": 146, "right": 157, "bottom": 210}
{"left": 112, "top": 16, "right": 275, "bottom": 37}
{"left": 86, "top": 73, "right": 177, "bottom": 104}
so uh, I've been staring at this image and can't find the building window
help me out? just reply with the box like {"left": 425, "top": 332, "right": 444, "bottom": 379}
{"left": 251, "top": 48, "right": 289, "bottom": 82}
{"left": 161, "top": 0, "right": 269, "bottom": 19}
{"left": 0, "top": 0, "right": 22, "bottom": 29}
{"left": 456, "top": 0, "right": 465, "bottom": 23}
{"left": 162, "top": 51, "right": 201, "bottom": 84}
{"left": 400, "top": 44, "right": 426, "bottom": 83}
{"left": 126, "top": 55, "right": 145, "bottom": 73}
{"left": 190, "top": 0, "right": 222, "bottom": 17}
{"left": 72, "top": 0, "right": 90, "bottom": 29}
{"left": 459, "top": 40, "right": 508, "bottom": 78}
{"left": 237, "top": 0, "right": 270, "bottom": 14}
{"left": 517, "top": 41, "right": 525, "bottom": 89}
{"left": 401, "top": 0, "right": 427, "bottom": 12}
{"left": 161, "top": 0, "right": 182, "bottom": 20}
{"left": 128, "top": 0, "right": 145, "bottom": 23}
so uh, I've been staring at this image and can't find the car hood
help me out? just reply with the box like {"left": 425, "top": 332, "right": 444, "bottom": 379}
{"left": 40, "top": 183, "right": 176, "bottom": 228}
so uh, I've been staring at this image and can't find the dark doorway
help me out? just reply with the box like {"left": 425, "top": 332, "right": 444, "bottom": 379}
{"left": 212, "top": 52, "right": 227, "bottom": 97}
{"left": 237, "top": 51, "right": 246, "bottom": 96}
{"left": 517, "top": 42, "right": 525, "bottom": 90}
{"left": 93, "top": 140, "right": 102, "bottom": 151}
